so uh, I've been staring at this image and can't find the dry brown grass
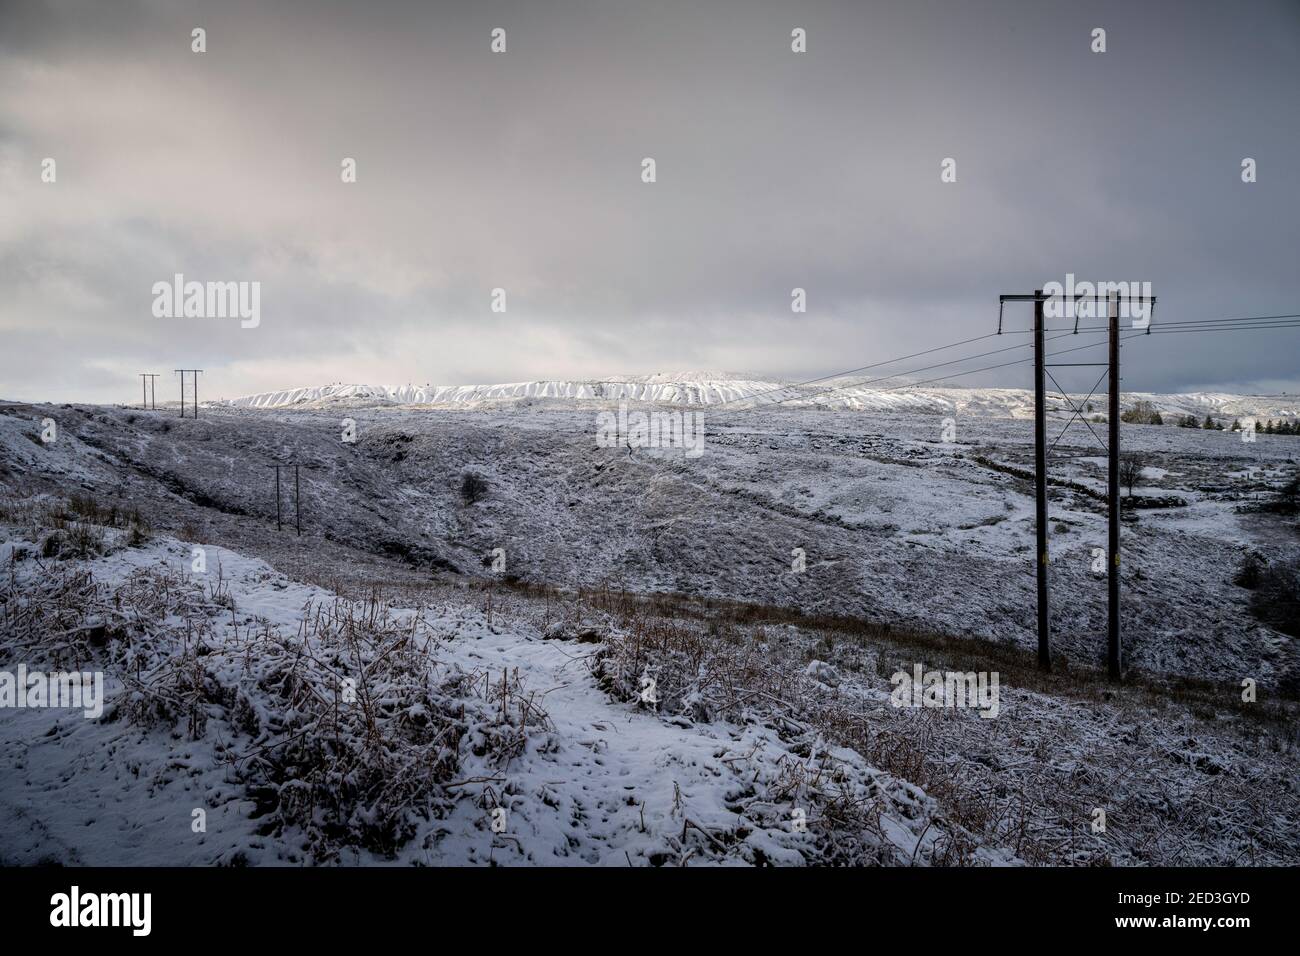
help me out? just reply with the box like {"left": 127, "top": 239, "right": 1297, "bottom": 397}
{"left": 463, "top": 576, "right": 1300, "bottom": 866}
{"left": 0, "top": 549, "right": 549, "bottom": 862}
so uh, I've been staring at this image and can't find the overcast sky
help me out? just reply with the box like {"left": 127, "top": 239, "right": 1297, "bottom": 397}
{"left": 1, "top": 0, "right": 1297, "bottom": 403}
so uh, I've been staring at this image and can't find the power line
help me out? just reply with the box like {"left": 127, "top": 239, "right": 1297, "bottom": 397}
{"left": 1146, "top": 322, "right": 1300, "bottom": 335}
{"left": 1071, "top": 312, "right": 1300, "bottom": 333}
{"left": 721, "top": 334, "right": 1114, "bottom": 413}
{"left": 571, "top": 308, "right": 1298, "bottom": 416}
{"left": 713, "top": 332, "right": 1004, "bottom": 408}
{"left": 884, "top": 323, "right": 1300, "bottom": 399}
{"left": 739, "top": 309, "right": 1300, "bottom": 410}
{"left": 734, "top": 338, "right": 1038, "bottom": 409}
{"left": 743, "top": 330, "right": 1118, "bottom": 410}
{"left": 882, "top": 333, "right": 1125, "bottom": 393}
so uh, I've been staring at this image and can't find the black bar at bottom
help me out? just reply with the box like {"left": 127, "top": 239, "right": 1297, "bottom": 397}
{"left": 0, "top": 865, "right": 1273, "bottom": 941}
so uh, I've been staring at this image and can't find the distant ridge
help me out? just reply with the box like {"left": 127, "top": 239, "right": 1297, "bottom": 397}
{"left": 225, "top": 376, "right": 1300, "bottom": 421}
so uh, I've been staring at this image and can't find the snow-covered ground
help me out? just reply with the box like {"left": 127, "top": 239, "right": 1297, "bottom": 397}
{"left": 2, "top": 393, "right": 1298, "bottom": 865}
{"left": 0, "top": 533, "right": 992, "bottom": 866}
{"left": 3, "top": 522, "right": 1295, "bottom": 866}
{"left": 6, "top": 397, "right": 1295, "bottom": 685}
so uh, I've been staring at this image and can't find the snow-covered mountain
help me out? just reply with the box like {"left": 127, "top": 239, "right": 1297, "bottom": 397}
{"left": 226, "top": 375, "right": 793, "bottom": 409}
{"left": 225, "top": 374, "right": 1300, "bottom": 421}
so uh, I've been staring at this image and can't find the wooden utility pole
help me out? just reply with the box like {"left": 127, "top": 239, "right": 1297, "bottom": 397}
{"left": 1033, "top": 290, "right": 1051, "bottom": 671}
{"left": 139, "top": 373, "right": 158, "bottom": 410}
{"left": 270, "top": 463, "right": 303, "bottom": 535}
{"left": 272, "top": 466, "right": 282, "bottom": 531}
{"left": 999, "top": 290, "right": 1053, "bottom": 671}
{"left": 1107, "top": 292, "right": 1121, "bottom": 679}
{"left": 174, "top": 369, "right": 204, "bottom": 418}
{"left": 1002, "top": 287, "right": 1154, "bottom": 681}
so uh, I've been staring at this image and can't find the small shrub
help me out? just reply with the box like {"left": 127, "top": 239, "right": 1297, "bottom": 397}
{"left": 127, "top": 521, "right": 152, "bottom": 548}
{"left": 1235, "top": 553, "right": 1267, "bottom": 589}
{"left": 1119, "top": 453, "right": 1146, "bottom": 497}
{"left": 40, "top": 532, "right": 63, "bottom": 558}
{"left": 1250, "top": 558, "right": 1300, "bottom": 638}
{"left": 460, "top": 472, "right": 489, "bottom": 505}
{"left": 64, "top": 523, "right": 106, "bottom": 558}
{"left": 1271, "top": 475, "right": 1299, "bottom": 516}
{"left": 1121, "top": 400, "right": 1163, "bottom": 425}
{"left": 38, "top": 524, "right": 105, "bottom": 560}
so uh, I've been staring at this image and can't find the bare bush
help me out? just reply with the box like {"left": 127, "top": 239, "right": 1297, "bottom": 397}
{"left": 1236, "top": 552, "right": 1267, "bottom": 589}
{"left": 1251, "top": 558, "right": 1300, "bottom": 639}
{"left": 459, "top": 471, "right": 489, "bottom": 505}
{"left": 1121, "top": 400, "right": 1163, "bottom": 425}
{"left": 0, "top": 556, "right": 547, "bottom": 863}
{"left": 1119, "top": 453, "right": 1145, "bottom": 497}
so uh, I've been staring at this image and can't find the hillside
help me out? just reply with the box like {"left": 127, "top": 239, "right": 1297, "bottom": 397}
{"left": 3, "top": 399, "right": 1298, "bottom": 866}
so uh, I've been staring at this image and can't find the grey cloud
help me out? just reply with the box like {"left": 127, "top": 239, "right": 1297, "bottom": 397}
{"left": 1, "top": 0, "right": 1297, "bottom": 402}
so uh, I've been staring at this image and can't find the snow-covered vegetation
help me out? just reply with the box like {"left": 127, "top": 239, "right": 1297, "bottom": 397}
{"left": 2, "top": 394, "right": 1298, "bottom": 865}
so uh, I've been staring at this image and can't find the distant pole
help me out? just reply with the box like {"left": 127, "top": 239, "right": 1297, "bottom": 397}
{"left": 1033, "top": 289, "right": 1051, "bottom": 672}
{"left": 294, "top": 464, "right": 301, "bottom": 536}
{"left": 140, "top": 374, "right": 158, "bottom": 410}
{"left": 1107, "top": 291, "right": 1121, "bottom": 680}
{"left": 174, "top": 370, "right": 204, "bottom": 418}
{"left": 274, "top": 466, "right": 282, "bottom": 531}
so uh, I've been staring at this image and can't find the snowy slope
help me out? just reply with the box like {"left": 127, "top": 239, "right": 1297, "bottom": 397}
{"left": 3, "top": 403, "right": 1299, "bottom": 866}
{"left": 0, "top": 533, "right": 986, "bottom": 866}
{"left": 3, "top": 399, "right": 1295, "bottom": 689}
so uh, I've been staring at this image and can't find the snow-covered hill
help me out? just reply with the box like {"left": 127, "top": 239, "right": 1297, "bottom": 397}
{"left": 0, "top": 528, "right": 1006, "bottom": 866}
{"left": 3, "top": 398, "right": 1299, "bottom": 865}
{"left": 225, "top": 375, "right": 1300, "bottom": 422}
{"left": 226, "top": 376, "right": 795, "bottom": 409}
